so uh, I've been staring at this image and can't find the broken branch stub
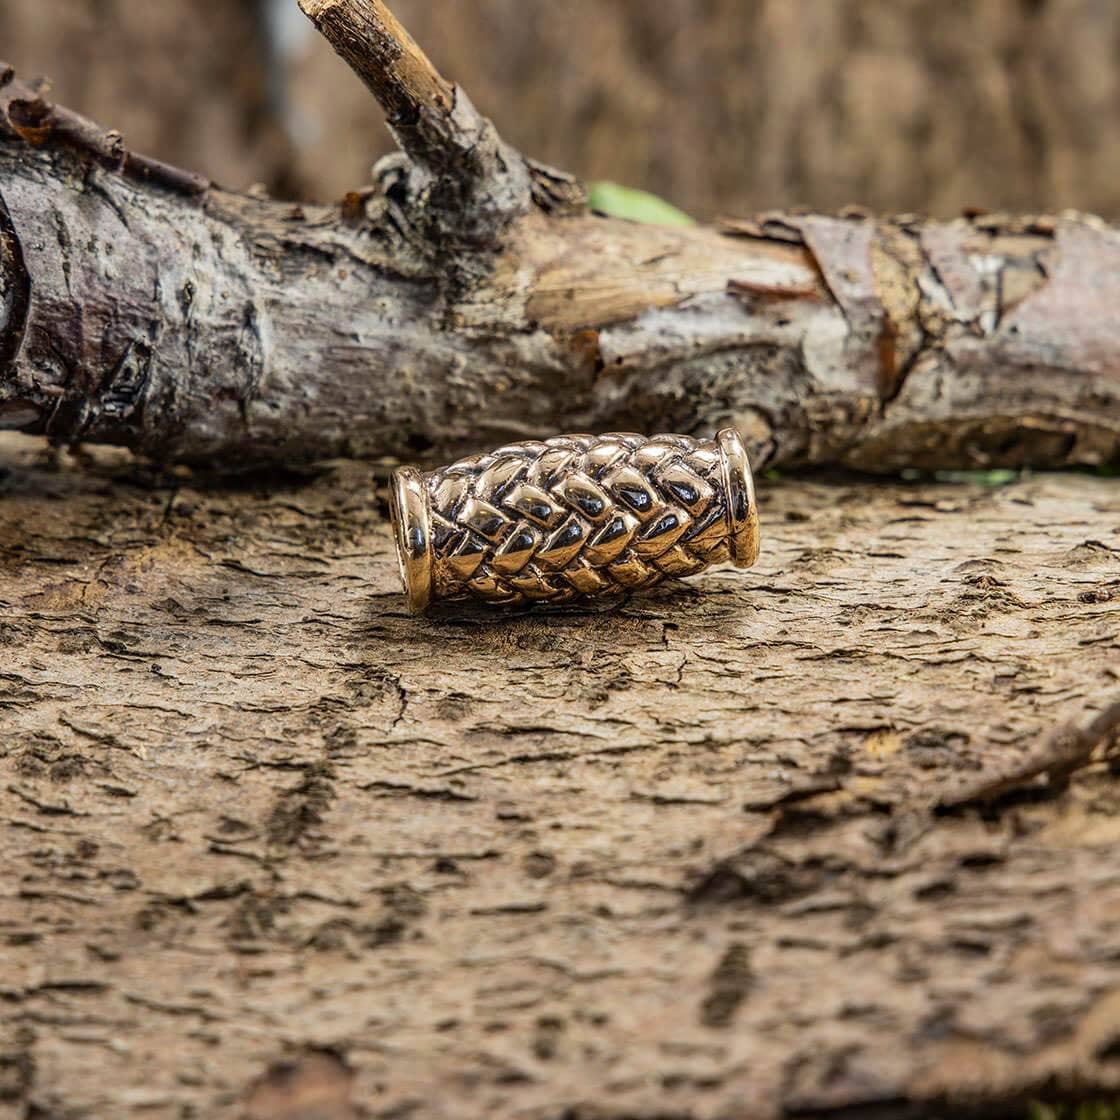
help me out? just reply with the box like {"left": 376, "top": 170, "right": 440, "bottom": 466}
{"left": 298, "top": 0, "right": 531, "bottom": 245}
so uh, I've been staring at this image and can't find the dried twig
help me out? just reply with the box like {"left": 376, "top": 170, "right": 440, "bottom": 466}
{"left": 935, "top": 696, "right": 1120, "bottom": 811}
{"left": 298, "top": 0, "right": 530, "bottom": 242}
{"left": 0, "top": 68, "right": 208, "bottom": 195}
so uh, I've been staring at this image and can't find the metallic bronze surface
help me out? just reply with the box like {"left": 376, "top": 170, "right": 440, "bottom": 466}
{"left": 389, "top": 429, "right": 759, "bottom": 612}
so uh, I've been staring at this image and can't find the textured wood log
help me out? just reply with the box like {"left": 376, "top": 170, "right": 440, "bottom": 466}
{"left": 1, "top": 432, "right": 1118, "bottom": 1119}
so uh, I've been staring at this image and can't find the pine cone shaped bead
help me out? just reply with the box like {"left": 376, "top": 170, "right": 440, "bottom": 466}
{"left": 389, "top": 429, "right": 759, "bottom": 612}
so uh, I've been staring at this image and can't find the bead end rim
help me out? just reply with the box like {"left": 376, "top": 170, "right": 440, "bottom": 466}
{"left": 389, "top": 466, "right": 433, "bottom": 613}
{"left": 717, "top": 427, "right": 760, "bottom": 568}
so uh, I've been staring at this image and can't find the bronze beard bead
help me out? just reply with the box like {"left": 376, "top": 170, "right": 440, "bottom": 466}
{"left": 389, "top": 429, "right": 760, "bottom": 612}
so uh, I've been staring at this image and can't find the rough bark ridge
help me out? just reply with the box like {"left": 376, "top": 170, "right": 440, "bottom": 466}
{"left": 0, "top": 434, "right": 1118, "bottom": 1120}
{"left": 0, "top": 4, "right": 1119, "bottom": 472}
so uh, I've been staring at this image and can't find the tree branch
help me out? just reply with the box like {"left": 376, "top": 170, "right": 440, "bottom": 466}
{"left": 297, "top": 0, "right": 454, "bottom": 165}
{"left": 935, "top": 696, "right": 1120, "bottom": 810}
{"left": 0, "top": 5, "right": 1118, "bottom": 471}
{"left": 298, "top": 0, "right": 533, "bottom": 245}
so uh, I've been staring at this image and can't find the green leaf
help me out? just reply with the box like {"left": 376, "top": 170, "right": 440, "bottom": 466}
{"left": 932, "top": 469, "right": 1022, "bottom": 486}
{"left": 587, "top": 181, "right": 695, "bottom": 227}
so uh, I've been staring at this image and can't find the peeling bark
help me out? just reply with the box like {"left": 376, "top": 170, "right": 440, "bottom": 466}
{"left": 1, "top": 434, "right": 1118, "bottom": 1119}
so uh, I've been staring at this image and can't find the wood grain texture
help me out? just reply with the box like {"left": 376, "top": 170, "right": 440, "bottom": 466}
{"left": 1, "top": 432, "right": 1118, "bottom": 1119}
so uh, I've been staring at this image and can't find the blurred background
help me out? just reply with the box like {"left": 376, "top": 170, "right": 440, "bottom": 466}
{"left": 3, "top": 0, "right": 1120, "bottom": 221}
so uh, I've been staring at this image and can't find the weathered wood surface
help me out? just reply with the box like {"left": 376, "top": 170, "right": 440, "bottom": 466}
{"left": 1, "top": 432, "right": 1118, "bottom": 1119}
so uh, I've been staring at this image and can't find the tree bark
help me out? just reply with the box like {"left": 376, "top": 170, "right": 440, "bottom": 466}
{"left": 1, "top": 432, "right": 1118, "bottom": 1119}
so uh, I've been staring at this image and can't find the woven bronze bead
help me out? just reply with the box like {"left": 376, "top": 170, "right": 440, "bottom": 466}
{"left": 389, "top": 429, "right": 759, "bottom": 612}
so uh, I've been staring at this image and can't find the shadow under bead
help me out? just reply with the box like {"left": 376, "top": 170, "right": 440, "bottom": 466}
{"left": 389, "top": 429, "right": 759, "bottom": 612}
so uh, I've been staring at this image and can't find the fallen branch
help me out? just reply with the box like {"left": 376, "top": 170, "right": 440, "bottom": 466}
{"left": 935, "top": 696, "right": 1120, "bottom": 811}
{"left": 1, "top": 1, "right": 1119, "bottom": 471}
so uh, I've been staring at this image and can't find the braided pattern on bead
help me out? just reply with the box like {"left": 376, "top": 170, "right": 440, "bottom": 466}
{"left": 425, "top": 433, "right": 735, "bottom": 605}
